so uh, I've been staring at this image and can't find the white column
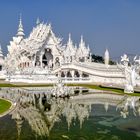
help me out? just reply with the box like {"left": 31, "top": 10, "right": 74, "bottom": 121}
{"left": 64, "top": 71, "right": 67, "bottom": 79}
{"left": 33, "top": 54, "right": 36, "bottom": 67}
{"left": 79, "top": 71, "right": 83, "bottom": 81}
{"left": 71, "top": 70, "right": 75, "bottom": 81}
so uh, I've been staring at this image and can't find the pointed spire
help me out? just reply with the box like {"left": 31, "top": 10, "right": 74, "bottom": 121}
{"left": 17, "top": 14, "right": 25, "bottom": 38}
{"left": 67, "top": 33, "right": 73, "bottom": 47}
{"left": 48, "top": 22, "right": 52, "bottom": 27}
{"left": 79, "top": 35, "right": 85, "bottom": 47}
{"left": 36, "top": 17, "right": 40, "bottom": 25}
{"left": 65, "top": 33, "right": 76, "bottom": 57}
{"left": 80, "top": 35, "right": 83, "bottom": 43}
{"left": 0, "top": 44, "right": 3, "bottom": 58}
{"left": 48, "top": 23, "right": 52, "bottom": 32}
{"left": 68, "top": 33, "right": 72, "bottom": 44}
{"left": 104, "top": 48, "right": 109, "bottom": 67}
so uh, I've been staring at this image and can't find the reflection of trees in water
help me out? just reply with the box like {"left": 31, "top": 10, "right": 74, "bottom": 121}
{"left": 0, "top": 88, "right": 140, "bottom": 138}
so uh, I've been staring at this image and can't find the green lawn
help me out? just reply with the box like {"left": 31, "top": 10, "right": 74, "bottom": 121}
{"left": 0, "top": 99, "right": 11, "bottom": 114}
{"left": 0, "top": 83, "right": 140, "bottom": 96}
{"left": 0, "top": 83, "right": 52, "bottom": 87}
{"left": 67, "top": 84, "right": 140, "bottom": 96}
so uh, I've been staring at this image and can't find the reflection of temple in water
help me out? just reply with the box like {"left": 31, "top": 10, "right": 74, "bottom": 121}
{"left": 0, "top": 88, "right": 140, "bottom": 139}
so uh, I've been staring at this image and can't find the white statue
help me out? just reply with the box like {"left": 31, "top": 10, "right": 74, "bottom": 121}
{"left": 121, "top": 54, "right": 135, "bottom": 93}
{"left": 121, "top": 54, "right": 129, "bottom": 66}
{"left": 124, "top": 66, "right": 135, "bottom": 93}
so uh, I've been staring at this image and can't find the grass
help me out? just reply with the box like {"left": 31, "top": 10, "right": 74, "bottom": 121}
{"left": 67, "top": 84, "right": 140, "bottom": 96}
{"left": 0, "top": 83, "right": 140, "bottom": 96}
{"left": 0, "top": 99, "right": 11, "bottom": 114}
{"left": 0, "top": 83, "right": 52, "bottom": 87}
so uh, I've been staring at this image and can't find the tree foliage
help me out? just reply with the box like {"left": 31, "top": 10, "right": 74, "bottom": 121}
{"left": 91, "top": 54, "right": 116, "bottom": 65}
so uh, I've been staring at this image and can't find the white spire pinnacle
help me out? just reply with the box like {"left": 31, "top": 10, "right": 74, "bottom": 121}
{"left": 81, "top": 35, "right": 83, "bottom": 43}
{"left": 17, "top": 14, "right": 25, "bottom": 38}
{"left": 67, "top": 33, "right": 73, "bottom": 47}
{"left": 104, "top": 48, "right": 109, "bottom": 67}
{"left": 65, "top": 33, "right": 76, "bottom": 57}
{"left": 0, "top": 44, "right": 3, "bottom": 58}
{"left": 68, "top": 33, "right": 72, "bottom": 43}
{"left": 36, "top": 17, "right": 40, "bottom": 25}
{"left": 79, "top": 35, "right": 86, "bottom": 49}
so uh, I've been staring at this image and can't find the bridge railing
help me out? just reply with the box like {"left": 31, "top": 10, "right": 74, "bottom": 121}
{"left": 61, "top": 77, "right": 91, "bottom": 82}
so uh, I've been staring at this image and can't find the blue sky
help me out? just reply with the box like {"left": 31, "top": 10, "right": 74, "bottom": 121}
{"left": 0, "top": 0, "right": 140, "bottom": 60}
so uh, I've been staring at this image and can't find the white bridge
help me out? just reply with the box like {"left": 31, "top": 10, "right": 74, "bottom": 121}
{"left": 6, "top": 62, "right": 127, "bottom": 85}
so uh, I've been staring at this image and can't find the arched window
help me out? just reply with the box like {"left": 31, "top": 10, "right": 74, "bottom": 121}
{"left": 55, "top": 57, "right": 60, "bottom": 67}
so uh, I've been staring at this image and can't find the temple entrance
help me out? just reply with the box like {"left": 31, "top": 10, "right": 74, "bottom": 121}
{"left": 42, "top": 48, "right": 53, "bottom": 68}
{"left": 42, "top": 55, "right": 48, "bottom": 66}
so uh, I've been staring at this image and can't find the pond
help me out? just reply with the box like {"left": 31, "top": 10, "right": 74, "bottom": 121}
{"left": 0, "top": 87, "right": 140, "bottom": 140}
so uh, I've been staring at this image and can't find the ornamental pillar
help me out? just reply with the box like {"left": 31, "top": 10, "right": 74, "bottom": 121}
{"left": 32, "top": 57, "right": 35, "bottom": 67}
{"left": 79, "top": 71, "right": 83, "bottom": 81}
{"left": 63, "top": 70, "right": 67, "bottom": 78}
{"left": 71, "top": 70, "right": 75, "bottom": 80}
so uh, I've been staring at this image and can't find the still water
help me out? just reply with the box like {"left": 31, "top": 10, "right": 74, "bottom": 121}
{"left": 0, "top": 88, "right": 140, "bottom": 140}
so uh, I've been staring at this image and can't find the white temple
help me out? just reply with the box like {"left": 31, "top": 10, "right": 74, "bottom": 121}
{"left": 4, "top": 17, "right": 91, "bottom": 83}
{"left": 0, "top": 16, "right": 140, "bottom": 93}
